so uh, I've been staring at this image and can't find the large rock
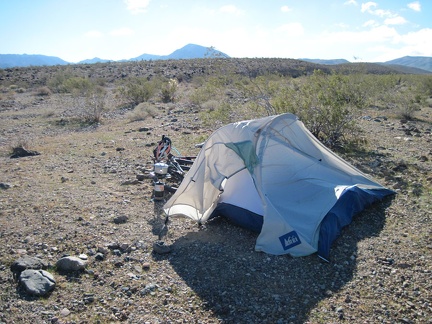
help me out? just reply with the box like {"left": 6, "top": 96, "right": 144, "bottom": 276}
{"left": 10, "top": 256, "right": 48, "bottom": 279}
{"left": 56, "top": 256, "right": 87, "bottom": 272}
{"left": 19, "top": 269, "right": 56, "bottom": 296}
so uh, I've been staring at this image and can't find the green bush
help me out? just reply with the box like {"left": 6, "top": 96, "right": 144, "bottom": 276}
{"left": 271, "top": 70, "right": 369, "bottom": 148}
{"left": 47, "top": 69, "right": 75, "bottom": 93}
{"left": 117, "top": 77, "right": 158, "bottom": 106}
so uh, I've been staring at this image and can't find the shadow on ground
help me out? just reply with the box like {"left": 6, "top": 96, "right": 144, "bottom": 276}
{"left": 153, "top": 196, "right": 393, "bottom": 323}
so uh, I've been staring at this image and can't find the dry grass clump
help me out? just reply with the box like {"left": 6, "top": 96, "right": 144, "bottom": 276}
{"left": 127, "top": 102, "right": 159, "bottom": 122}
{"left": 34, "top": 86, "right": 52, "bottom": 96}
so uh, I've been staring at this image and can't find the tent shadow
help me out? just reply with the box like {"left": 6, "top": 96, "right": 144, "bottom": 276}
{"left": 156, "top": 196, "right": 393, "bottom": 323}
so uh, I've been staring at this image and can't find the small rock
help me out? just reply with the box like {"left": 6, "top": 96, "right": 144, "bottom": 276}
{"left": 136, "top": 174, "right": 146, "bottom": 181}
{"left": 119, "top": 243, "right": 130, "bottom": 252}
{"left": 98, "top": 246, "right": 110, "bottom": 254}
{"left": 56, "top": 256, "right": 87, "bottom": 272}
{"left": 0, "top": 182, "right": 11, "bottom": 189}
{"left": 113, "top": 215, "right": 128, "bottom": 224}
{"left": 95, "top": 253, "right": 105, "bottom": 261}
{"left": 121, "top": 179, "right": 139, "bottom": 185}
{"left": 10, "top": 146, "right": 40, "bottom": 158}
{"left": 152, "top": 241, "right": 172, "bottom": 254}
{"left": 140, "top": 283, "right": 158, "bottom": 296}
{"left": 60, "top": 308, "right": 71, "bottom": 317}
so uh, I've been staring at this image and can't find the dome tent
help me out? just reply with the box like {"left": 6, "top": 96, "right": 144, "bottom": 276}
{"left": 163, "top": 113, "right": 394, "bottom": 260}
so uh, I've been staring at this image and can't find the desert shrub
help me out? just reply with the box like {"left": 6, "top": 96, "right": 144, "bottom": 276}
{"left": 160, "top": 78, "right": 179, "bottom": 103}
{"left": 127, "top": 102, "right": 158, "bottom": 122}
{"left": 63, "top": 77, "right": 94, "bottom": 95}
{"left": 233, "top": 74, "right": 285, "bottom": 116}
{"left": 34, "top": 86, "right": 52, "bottom": 96}
{"left": 272, "top": 70, "right": 369, "bottom": 148}
{"left": 47, "top": 69, "right": 75, "bottom": 93}
{"left": 117, "top": 77, "right": 158, "bottom": 106}
{"left": 52, "top": 77, "right": 107, "bottom": 125}
{"left": 200, "top": 101, "right": 233, "bottom": 127}
{"left": 189, "top": 75, "right": 230, "bottom": 107}
{"left": 393, "top": 89, "right": 422, "bottom": 120}
{"left": 70, "top": 85, "right": 106, "bottom": 124}
{"left": 421, "top": 75, "right": 432, "bottom": 97}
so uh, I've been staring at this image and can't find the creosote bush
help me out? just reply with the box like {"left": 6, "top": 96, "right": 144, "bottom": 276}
{"left": 117, "top": 77, "right": 159, "bottom": 106}
{"left": 271, "top": 70, "right": 369, "bottom": 148}
{"left": 50, "top": 74, "right": 107, "bottom": 125}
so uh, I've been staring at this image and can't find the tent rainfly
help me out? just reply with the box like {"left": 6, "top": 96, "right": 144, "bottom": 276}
{"left": 163, "top": 113, "right": 394, "bottom": 260}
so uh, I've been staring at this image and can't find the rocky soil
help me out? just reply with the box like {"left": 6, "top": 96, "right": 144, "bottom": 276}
{"left": 0, "top": 66, "right": 431, "bottom": 323}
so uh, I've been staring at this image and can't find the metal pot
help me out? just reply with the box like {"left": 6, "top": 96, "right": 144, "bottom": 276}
{"left": 154, "top": 163, "right": 168, "bottom": 175}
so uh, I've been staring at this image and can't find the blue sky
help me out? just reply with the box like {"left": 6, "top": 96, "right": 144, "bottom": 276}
{"left": 0, "top": 0, "right": 430, "bottom": 63}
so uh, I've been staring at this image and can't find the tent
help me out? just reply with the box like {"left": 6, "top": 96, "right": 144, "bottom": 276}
{"left": 163, "top": 113, "right": 394, "bottom": 260}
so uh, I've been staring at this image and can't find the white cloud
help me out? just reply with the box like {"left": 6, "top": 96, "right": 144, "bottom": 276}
{"left": 124, "top": 0, "right": 151, "bottom": 14}
{"left": 110, "top": 28, "right": 134, "bottom": 36}
{"left": 85, "top": 30, "right": 103, "bottom": 38}
{"left": 322, "top": 25, "right": 398, "bottom": 45}
{"left": 361, "top": 2, "right": 377, "bottom": 13}
{"left": 384, "top": 16, "right": 407, "bottom": 25}
{"left": 219, "top": 5, "right": 244, "bottom": 15}
{"left": 361, "top": 2, "right": 393, "bottom": 17}
{"left": 344, "top": 0, "right": 357, "bottom": 5}
{"left": 281, "top": 5, "right": 292, "bottom": 12}
{"left": 275, "top": 23, "right": 304, "bottom": 37}
{"left": 363, "top": 19, "right": 378, "bottom": 27}
{"left": 399, "top": 28, "right": 432, "bottom": 54}
{"left": 407, "top": 1, "right": 421, "bottom": 12}
{"left": 335, "top": 22, "right": 350, "bottom": 29}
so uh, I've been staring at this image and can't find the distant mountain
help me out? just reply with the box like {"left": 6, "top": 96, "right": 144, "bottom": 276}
{"left": 300, "top": 58, "right": 350, "bottom": 65}
{"left": 379, "top": 63, "right": 431, "bottom": 75}
{"left": 1, "top": 47, "right": 430, "bottom": 73}
{"left": 383, "top": 56, "right": 432, "bottom": 73}
{"left": 78, "top": 57, "right": 112, "bottom": 64}
{"left": 0, "top": 54, "right": 68, "bottom": 68}
{"left": 0, "top": 44, "right": 230, "bottom": 68}
{"left": 130, "top": 44, "right": 229, "bottom": 61}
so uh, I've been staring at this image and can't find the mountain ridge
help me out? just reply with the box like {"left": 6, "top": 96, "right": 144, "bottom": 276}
{"left": 0, "top": 44, "right": 431, "bottom": 73}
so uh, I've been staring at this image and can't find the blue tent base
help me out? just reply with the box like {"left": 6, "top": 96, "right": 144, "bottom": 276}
{"left": 209, "top": 203, "right": 263, "bottom": 233}
{"left": 209, "top": 187, "right": 395, "bottom": 259}
{"left": 317, "top": 187, "right": 395, "bottom": 260}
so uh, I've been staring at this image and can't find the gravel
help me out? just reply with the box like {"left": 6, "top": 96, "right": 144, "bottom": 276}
{"left": 0, "top": 81, "right": 431, "bottom": 323}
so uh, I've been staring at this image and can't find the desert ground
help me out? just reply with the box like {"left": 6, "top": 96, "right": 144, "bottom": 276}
{"left": 0, "top": 60, "right": 431, "bottom": 323}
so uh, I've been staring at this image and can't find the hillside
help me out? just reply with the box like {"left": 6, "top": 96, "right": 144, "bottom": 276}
{"left": 0, "top": 57, "right": 425, "bottom": 91}
{"left": 299, "top": 58, "right": 350, "bottom": 65}
{"left": 384, "top": 56, "right": 432, "bottom": 73}
{"left": 0, "top": 54, "right": 69, "bottom": 68}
